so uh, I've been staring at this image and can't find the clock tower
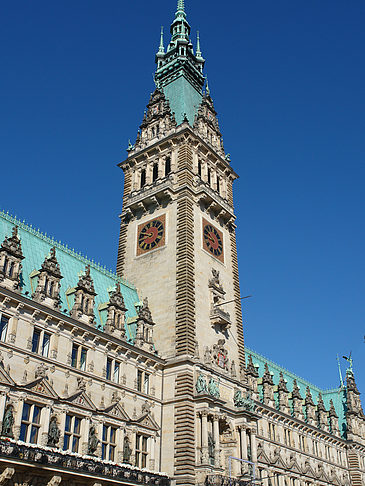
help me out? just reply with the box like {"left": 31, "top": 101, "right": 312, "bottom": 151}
{"left": 117, "top": 2, "right": 251, "bottom": 483}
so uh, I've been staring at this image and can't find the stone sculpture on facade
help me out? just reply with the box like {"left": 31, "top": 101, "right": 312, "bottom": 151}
{"left": 1, "top": 406, "right": 14, "bottom": 438}
{"left": 88, "top": 425, "right": 99, "bottom": 455}
{"left": 196, "top": 373, "right": 208, "bottom": 394}
{"left": 47, "top": 416, "right": 61, "bottom": 447}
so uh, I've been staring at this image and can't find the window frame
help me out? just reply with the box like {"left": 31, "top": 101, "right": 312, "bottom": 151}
{"left": 71, "top": 343, "right": 88, "bottom": 370}
{"left": 19, "top": 402, "right": 42, "bottom": 444}
{"left": 135, "top": 433, "right": 148, "bottom": 469}
{"left": 101, "top": 424, "right": 117, "bottom": 461}
{"left": 0, "top": 314, "right": 9, "bottom": 342}
{"left": 63, "top": 414, "right": 82, "bottom": 453}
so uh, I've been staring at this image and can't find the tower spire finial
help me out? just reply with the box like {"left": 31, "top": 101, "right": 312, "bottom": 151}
{"left": 176, "top": 0, "right": 185, "bottom": 15}
{"left": 158, "top": 26, "right": 165, "bottom": 54}
{"left": 196, "top": 31, "right": 202, "bottom": 59}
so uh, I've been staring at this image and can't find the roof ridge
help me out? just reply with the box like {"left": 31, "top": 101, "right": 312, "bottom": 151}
{"left": 0, "top": 209, "right": 136, "bottom": 291}
{"left": 245, "top": 346, "right": 341, "bottom": 395}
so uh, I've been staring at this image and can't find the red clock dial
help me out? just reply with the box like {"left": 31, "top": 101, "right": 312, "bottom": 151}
{"left": 137, "top": 216, "right": 166, "bottom": 255}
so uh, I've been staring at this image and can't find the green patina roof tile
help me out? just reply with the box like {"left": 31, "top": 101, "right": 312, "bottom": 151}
{"left": 0, "top": 210, "right": 140, "bottom": 341}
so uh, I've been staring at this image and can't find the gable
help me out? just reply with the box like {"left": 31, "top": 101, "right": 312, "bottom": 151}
{"left": 65, "top": 391, "right": 96, "bottom": 410}
{"left": 102, "top": 402, "right": 130, "bottom": 421}
{"left": 132, "top": 412, "right": 159, "bottom": 431}
{"left": 23, "top": 377, "right": 58, "bottom": 398}
{"left": 0, "top": 365, "right": 15, "bottom": 386}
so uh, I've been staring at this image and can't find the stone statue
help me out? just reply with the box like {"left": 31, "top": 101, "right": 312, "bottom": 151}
{"left": 88, "top": 425, "right": 99, "bottom": 455}
{"left": 1, "top": 406, "right": 14, "bottom": 438}
{"left": 195, "top": 373, "right": 207, "bottom": 394}
{"left": 233, "top": 389, "right": 256, "bottom": 412}
{"left": 123, "top": 436, "right": 132, "bottom": 464}
{"left": 47, "top": 416, "right": 60, "bottom": 447}
{"left": 208, "top": 378, "right": 220, "bottom": 398}
{"left": 208, "top": 431, "right": 215, "bottom": 465}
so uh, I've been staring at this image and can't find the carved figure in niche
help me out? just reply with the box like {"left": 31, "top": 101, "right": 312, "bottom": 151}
{"left": 195, "top": 373, "right": 208, "bottom": 394}
{"left": 208, "top": 431, "right": 215, "bottom": 465}
{"left": 208, "top": 377, "right": 220, "bottom": 398}
{"left": 88, "top": 425, "right": 99, "bottom": 455}
{"left": 1, "top": 406, "right": 14, "bottom": 438}
{"left": 35, "top": 362, "right": 48, "bottom": 379}
{"left": 47, "top": 415, "right": 60, "bottom": 447}
{"left": 123, "top": 436, "right": 132, "bottom": 464}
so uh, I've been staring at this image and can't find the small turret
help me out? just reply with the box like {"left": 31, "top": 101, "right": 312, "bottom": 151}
{"left": 0, "top": 226, "right": 24, "bottom": 291}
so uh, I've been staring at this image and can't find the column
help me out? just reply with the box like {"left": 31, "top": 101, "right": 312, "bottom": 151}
{"left": 251, "top": 430, "right": 258, "bottom": 463}
{"left": 50, "top": 332, "right": 59, "bottom": 360}
{"left": 196, "top": 412, "right": 202, "bottom": 464}
{"left": 13, "top": 397, "right": 25, "bottom": 440}
{"left": 201, "top": 410, "right": 209, "bottom": 464}
{"left": 240, "top": 426, "right": 248, "bottom": 460}
{"left": 58, "top": 409, "right": 67, "bottom": 450}
{"left": 278, "top": 474, "right": 285, "bottom": 486}
{"left": 261, "top": 469, "right": 269, "bottom": 486}
{"left": 116, "top": 425, "right": 125, "bottom": 463}
{"left": 0, "top": 392, "right": 8, "bottom": 433}
{"left": 130, "top": 427, "right": 137, "bottom": 466}
{"left": 39, "top": 404, "right": 51, "bottom": 446}
{"left": 80, "top": 415, "right": 91, "bottom": 455}
{"left": 149, "top": 434, "right": 156, "bottom": 470}
{"left": 213, "top": 414, "right": 220, "bottom": 468}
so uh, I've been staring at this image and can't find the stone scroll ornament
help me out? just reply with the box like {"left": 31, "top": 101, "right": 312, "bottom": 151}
{"left": 1, "top": 406, "right": 14, "bottom": 438}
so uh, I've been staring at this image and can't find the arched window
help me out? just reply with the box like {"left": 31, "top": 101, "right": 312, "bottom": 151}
{"left": 140, "top": 169, "right": 146, "bottom": 188}
{"left": 153, "top": 163, "right": 158, "bottom": 182}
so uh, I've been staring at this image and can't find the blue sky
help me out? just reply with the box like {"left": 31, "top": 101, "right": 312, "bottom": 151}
{"left": 1, "top": 0, "right": 364, "bottom": 396}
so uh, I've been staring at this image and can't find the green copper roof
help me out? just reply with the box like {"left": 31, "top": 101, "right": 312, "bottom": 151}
{"left": 245, "top": 347, "right": 347, "bottom": 437}
{"left": 154, "top": 1, "right": 205, "bottom": 126}
{"left": 0, "top": 210, "right": 140, "bottom": 343}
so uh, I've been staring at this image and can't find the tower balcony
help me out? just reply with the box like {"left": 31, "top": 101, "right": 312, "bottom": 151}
{"left": 210, "top": 305, "right": 231, "bottom": 330}
{"left": 121, "top": 177, "right": 174, "bottom": 219}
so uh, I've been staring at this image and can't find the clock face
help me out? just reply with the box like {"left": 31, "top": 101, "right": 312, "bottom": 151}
{"left": 136, "top": 215, "right": 166, "bottom": 256}
{"left": 202, "top": 218, "right": 224, "bottom": 262}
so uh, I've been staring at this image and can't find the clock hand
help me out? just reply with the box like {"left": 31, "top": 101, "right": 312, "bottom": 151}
{"left": 141, "top": 232, "right": 153, "bottom": 239}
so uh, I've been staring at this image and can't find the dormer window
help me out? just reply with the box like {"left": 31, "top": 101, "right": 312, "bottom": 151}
{"left": 165, "top": 157, "right": 171, "bottom": 176}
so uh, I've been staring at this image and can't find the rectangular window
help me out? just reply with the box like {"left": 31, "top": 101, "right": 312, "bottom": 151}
{"left": 113, "top": 361, "right": 120, "bottom": 383}
{"left": 0, "top": 315, "right": 9, "bottom": 342}
{"left": 63, "top": 415, "right": 81, "bottom": 453}
{"left": 101, "top": 425, "right": 117, "bottom": 461}
{"left": 41, "top": 332, "right": 51, "bottom": 357}
{"left": 164, "top": 157, "right": 171, "bottom": 176}
{"left": 135, "top": 433, "right": 148, "bottom": 469}
{"left": 137, "top": 370, "right": 150, "bottom": 394}
{"left": 71, "top": 344, "right": 87, "bottom": 370}
{"left": 152, "top": 163, "right": 158, "bottom": 182}
{"left": 71, "top": 344, "right": 78, "bottom": 368}
{"left": 143, "top": 373, "right": 150, "bottom": 394}
{"left": 31, "top": 328, "right": 41, "bottom": 353}
{"left": 198, "top": 161, "right": 202, "bottom": 177}
{"left": 140, "top": 169, "right": 146, "bottom": 188}
{"left": 207, "top": 168, "right": 211, "bottom": 185}
{"left": 137, "top": 370, "right": 143, "bottom": 392}
{"left": 106, "top": 358, "right": 112, "bottom": 380}
{"left": 216, "top": 176, "right": 220, "bottom": 194}
{"left": 19, "top": 403, "right": 42, "bottom": 444}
